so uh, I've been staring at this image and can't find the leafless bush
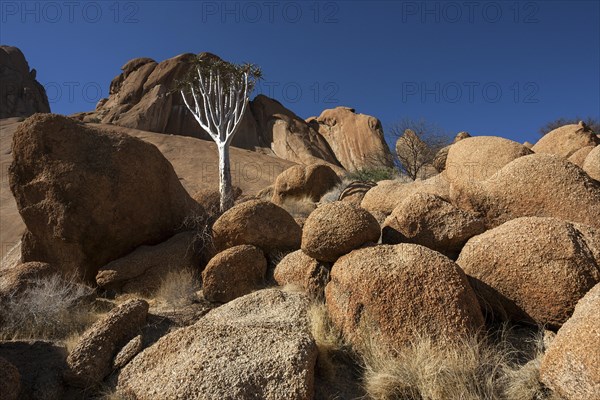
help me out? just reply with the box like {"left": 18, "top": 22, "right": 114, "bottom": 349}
{"left": 0, "top": 274, "right": 97, "bottom": 340}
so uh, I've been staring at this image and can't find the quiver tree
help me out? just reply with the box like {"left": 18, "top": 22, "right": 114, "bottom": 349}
{"left": 178, "top": 55, "right": 262, "bottom": 211}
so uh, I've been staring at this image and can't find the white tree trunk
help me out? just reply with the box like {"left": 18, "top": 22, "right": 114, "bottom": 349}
{"left": 218, "top": 143, "right": 233, "bottom": 212}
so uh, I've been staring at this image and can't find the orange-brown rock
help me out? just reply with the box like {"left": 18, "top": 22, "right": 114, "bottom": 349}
{"left": 272, "top": 164, "right": 340, "bottom": 204}
{"left": 0, "top": 46, "right": 50, "bottom": 119}
{"left": 382, "top": 192, "right": 485, "bottom": 258}
{"left": 540, "top": 283, "right": 600, "bottom": 399}
{"left": 325, "top": 244, "right": 484, "bottom": 352}
{"left": 202, "top": 245, "right": 267, "bottom": 303}
{"left": 9, "top": 114, "right": 201, "bottom": 282}
{"left": 116, "top": 289, "right": 317, "bottom": 400}
{"left": 532, "top": 121, "right": 599, "bottom": 158}
{"left": 308, "top": 107, "right": 394, "bottom": 171}
{"left": 444, "top": 136, "right": 532, "bottom": 188}
{"left": 567, "top": 145, "right": 595, "bottom": 167}
{"left": 212, "top": 200, "right": 301, "bottom": 253}
{"left": 252, "top": 95, "right": 342, "bottom": 168}
{"left": 582, "top": 145, "right": 600, "bottom": 181}
{"left": 274, "top": 250, "right": 330, "bottom": 299}
{"left": 457, "top": 217, "right": 600, "bottom": 328}
{"left": 65, "top": 299, "right": 149, "bottom": 387}
{"left": 361, "top": 174, "right": 451, "bottom": 216}
{"left": 450, "top": 154, "right": 600, "bottom": 229}
{"left": 301, "top": 202, "right": 380, "bottom": 262}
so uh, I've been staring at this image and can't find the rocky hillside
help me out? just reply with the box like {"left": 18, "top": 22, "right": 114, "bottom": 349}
{"left": 1, "top": 48, "right": 600, "bottom": 400}
{"left": 72, "top": 52, "right": 394, "bottom": 171}
{"left": 0, "top": 46, "right": 50, "bottom": 119}
{"left": 1, "top": 111, "right": 599, "bottom": 399}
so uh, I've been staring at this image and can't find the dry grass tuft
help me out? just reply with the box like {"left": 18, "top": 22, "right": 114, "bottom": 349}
{"left": 278, "top": 195, "right": 317, "bottom": 219}
{"left": 360, "top": 326, "right": 555, "bottom": 400}
{"left": 0, "top": 274, "right": 98, "bottom": 340}
{"left": 155, "top": 268, "right": 200, "bottom": 309}
{"left": 320, "top": 179, "right": 352, "bottom": 203}
{"left": 307, "top": 303, "right": 348, "bottom": 379}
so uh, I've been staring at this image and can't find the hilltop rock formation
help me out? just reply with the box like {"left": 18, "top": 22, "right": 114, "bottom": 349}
{"left": 73, "top": 53, "right": 393, "bottom": 172}
{"left": 0, "top": 46, "right": 50, "bottom": 118}
{"left": 308, "top": 107, "right": 394, "bottom": 171}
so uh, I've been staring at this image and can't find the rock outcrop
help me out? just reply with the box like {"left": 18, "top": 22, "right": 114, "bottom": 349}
{"left": 532, "top": 121, "right": 599, "bottom": 158}
{"left": 272, "top": 164, "right": 341, "bottom": 204}
{"left": 382, "top": 192, "right": 485, "bottom": 258}
{"left": 65, "top": 299, "right": 149, "bottom": 387}
{"left": 9, "top": 114, "right": 202, "bottom": 282}
{"left": 0, "top": 46, "right": 50, "bottom": 118}
{"left": 444, "top": 136, "right": 532, "bottom": 188}
{"left": 274, "top": 250, "right": 330, "bottom": 299}
{"left": 308, "top": 107, "right": 394, "bottom": 171}
{"left": 251, "top": 95, "right": 342, "bottom": 167}
{"left": 212, "top": 200, "right": 301, "bottom": 253}
{"left": 301, "top": 202, "right": 380, "bottom": 262}
{"left": 540, "top": 283, "right": 600, "bottom": 399}
{"left": 457, "top": 217, "right": 600, "bottom": 327}
{"left": 116, "top": 289, "right": 317, "bottom": 399}
{"left": 202, "top": 245, "right": 267, "bottom": 303}
{"left": 325, "top": 244, "right": 484, "bottom": 352}
{"left": 74, "top": 53, "right": 400, "bottom": 172}
{"left": 450, "top": 153, "right": 600, "bottom": 229}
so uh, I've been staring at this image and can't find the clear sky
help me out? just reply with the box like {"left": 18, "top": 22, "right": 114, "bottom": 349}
{"left": 1, "top": 0, "right": 599, "bottom": 145}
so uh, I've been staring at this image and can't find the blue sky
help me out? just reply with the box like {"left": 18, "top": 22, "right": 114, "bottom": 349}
{"left": 1, "top": 0, "right": 599, "bottom": 145}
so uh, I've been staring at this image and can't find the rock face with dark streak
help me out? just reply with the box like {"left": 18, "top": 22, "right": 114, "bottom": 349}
{"left": 0, "top": 46, "right": 50, "bottom": 118}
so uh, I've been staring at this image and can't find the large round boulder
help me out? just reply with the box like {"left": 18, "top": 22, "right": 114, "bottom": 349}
{"left": 432, "top": 131, "right": 471, "bottom": 172}
{"left": 450, "top": 154, "right": 600, "bottom": 229}
{"left": 532, "top": 121, "right": 599, "bottom": 158}
{"left": 457, "top": 217, "right": 600, "bottom": 328}
{"left": 212, "top": 200, "right": 301, "bottom": 253}
{"left": 9, "top": 114, "right": 201, "bottom": 282}
{"left": 116, "top": 289, "right": 317, "bottom": 400}
{"left": 325, "top": 244, "right": 484, "bottom": 352}
{"left": 272, "top": 164, "right": 341, "bottom": 204}
{"left": 274, "top": 250, "right": 330, "bottom": 299}
{"left": 540, "top": 283, "right": 600, "bottom": 400}
{"left": 361, "top": 173, "right": 450, "bottom": 216}
{"left": 301, "top": 202, "right": 380, "bottom": 262}
{"left": 582, "top": 145, "right": 600, "bottom": 181}
{"left": 202, "top": 245, "right": 267, "bottom": 303}
{"left": 444, "top": 136, "right": 532, "bottom": 189}
{"left": 382, "top": 192, "right": 485, "bottom": 258}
